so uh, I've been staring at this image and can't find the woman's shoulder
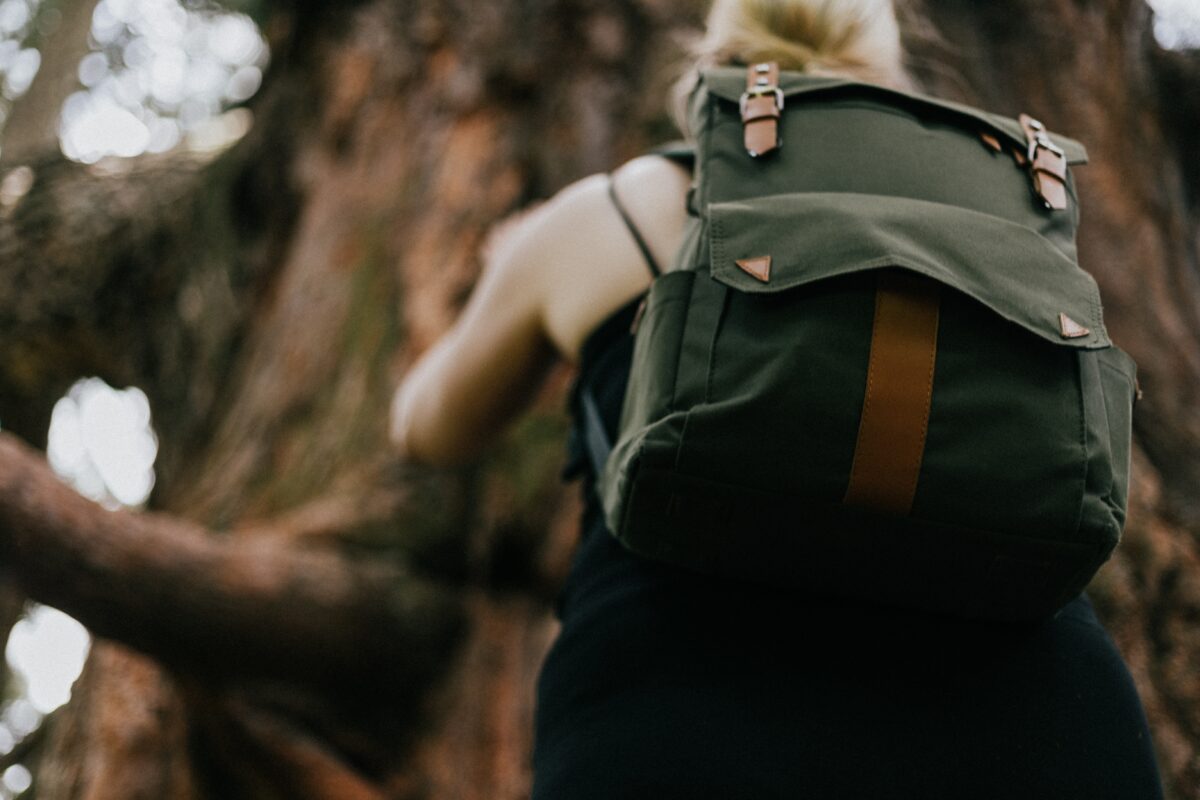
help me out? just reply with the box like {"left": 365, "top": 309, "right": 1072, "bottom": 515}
{"left": 604, "top": 153, "right": 693, "bottom": 278}
{"left": 532, "top": 154, "right": 691, "bottom": 359}
{"left": 609, "top": 154, "right": 692, "bottom": 244}
{"left": 532, "top": 153, "right": 690, "bottom": 235}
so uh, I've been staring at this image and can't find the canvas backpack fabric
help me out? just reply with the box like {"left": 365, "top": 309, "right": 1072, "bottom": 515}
{"left": 593, "top": 65, "right": 1138, "bottom": 622}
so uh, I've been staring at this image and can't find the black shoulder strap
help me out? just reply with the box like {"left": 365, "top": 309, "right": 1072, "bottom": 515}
{"left": 651, "top": 140, "right": 696, "bottom": 169}
{"left": 580, "top": 387, "right": 612, "bottom": 481}
{"left": 607, "top": 175, "right": 662, "bottom": 278}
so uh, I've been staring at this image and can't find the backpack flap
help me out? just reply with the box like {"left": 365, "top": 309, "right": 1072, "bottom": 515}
{"left": 707, "top": 190, "right": 1110, "bottom": 349}
{"left": 692, "top": 68, "right": 1088, "bottom": 239}
{"left": 698, "top": 68, "right": 1089, "bottom": 166}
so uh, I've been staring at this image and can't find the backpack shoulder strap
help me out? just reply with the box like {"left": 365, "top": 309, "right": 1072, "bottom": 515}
{"left": 651, "top": 140, "right": 696, "bottom": 169}
{"left": 579, "top": 385, "right": 613, "bottom": 481}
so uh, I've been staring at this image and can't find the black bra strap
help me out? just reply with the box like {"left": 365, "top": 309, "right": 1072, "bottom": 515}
{"left": 607, "top": 175, "right": 662, "bottom": 277}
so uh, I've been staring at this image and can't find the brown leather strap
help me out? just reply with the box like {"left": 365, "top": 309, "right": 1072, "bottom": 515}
{"left": 843, "top": 271, "right": 941, "bottom": 516}
{"left": 741, "top": 62, "right": 782, "bottom": 158}
{"left": 1019, "top": 113, "right": 1068, "bottom": 210}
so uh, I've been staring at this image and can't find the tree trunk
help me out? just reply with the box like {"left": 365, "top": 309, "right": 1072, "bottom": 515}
{"left": 0, "top": 580, "right": 22, "bottom": 698}
{"left": 0, "top": 0, "right": 103, "bottom": 713}
{"left": 0, "top": 0, "right": 1196, "bottom": 797}
{"left": 0, "top": 0, "right": 102, "bottom": 166}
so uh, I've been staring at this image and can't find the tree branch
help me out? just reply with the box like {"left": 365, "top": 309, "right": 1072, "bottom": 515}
{"left": 0, "top": 433, "right": 463, "bottom": 695}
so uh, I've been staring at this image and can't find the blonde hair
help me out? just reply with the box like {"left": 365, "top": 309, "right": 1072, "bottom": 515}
{"left": 672, "top": 0, "right": 913, "bottom": 130}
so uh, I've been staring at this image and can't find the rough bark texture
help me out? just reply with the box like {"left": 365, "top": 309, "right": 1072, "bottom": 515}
{"left": 0, "top": 0, "right": 1196, "bottom": 797}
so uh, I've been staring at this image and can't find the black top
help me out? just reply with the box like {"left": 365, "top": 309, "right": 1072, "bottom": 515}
{"left": 530, "top": 182, "right": 1163, "bottom": 799}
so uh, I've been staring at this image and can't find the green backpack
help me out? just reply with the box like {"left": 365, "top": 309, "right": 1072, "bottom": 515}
{"left": 594, "top": 64, "right": 1138, "bottom": 621}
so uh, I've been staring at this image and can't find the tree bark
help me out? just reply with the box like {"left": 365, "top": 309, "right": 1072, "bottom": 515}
{"left": 0, "top": 0, "right": 102, "bottom": 166}
{"left": 0, "top": 434, "right": 462, "bottom": 691}
{"left": 0, "top": 579, "right": 22, "bottom": 698}
{"left": 0, "top": 0, "right": 1196, "bottom": 797}
{"left": 0, "top": 0, "right": 103, "bottom": 724}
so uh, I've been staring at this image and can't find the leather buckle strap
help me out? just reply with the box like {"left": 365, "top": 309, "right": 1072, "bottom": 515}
{"left": 740, "top": 62, "right": 783, "bottom": 158}
{"left": 1019, "top": 113, "right": 1068, "bottom": 210}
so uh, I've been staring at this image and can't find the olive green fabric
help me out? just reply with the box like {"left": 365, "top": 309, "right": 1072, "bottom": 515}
{"left": 699, "top": 70, "right": 1090, "bottom": 166}
{"left": 599, "top": 69, "right": 1136, "bottom": 621}
{"left": 709, "top": 192, "right": 1108, "bottom": 347}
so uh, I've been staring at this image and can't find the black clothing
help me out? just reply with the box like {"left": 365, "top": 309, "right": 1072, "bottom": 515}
{"left": 530, "top": 178, "right": 1163, "bottom": 799}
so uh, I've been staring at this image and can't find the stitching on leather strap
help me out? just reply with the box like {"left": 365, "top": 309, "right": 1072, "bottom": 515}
{"left": 843, "top": 271, "right": 941, "bottom": 515}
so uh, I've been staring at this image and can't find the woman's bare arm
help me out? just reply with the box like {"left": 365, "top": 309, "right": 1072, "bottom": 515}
{"left": 389, "top": 157, "right": 690, "bottom": 466}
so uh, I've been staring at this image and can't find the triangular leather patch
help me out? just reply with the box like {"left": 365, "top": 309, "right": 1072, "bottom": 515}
{"left": 735, "top": 255, "right": 771, "bottom": 283}
{"left": 1059, "top": 313, "right": 1090, "bottom": 339}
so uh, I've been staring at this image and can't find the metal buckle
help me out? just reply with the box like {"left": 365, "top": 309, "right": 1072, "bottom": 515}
{"left": 739, "top": 86, "right": 785, "bottom": 117}
{"left": 1024, "top": 118, "right": 1064, "bottom": 165}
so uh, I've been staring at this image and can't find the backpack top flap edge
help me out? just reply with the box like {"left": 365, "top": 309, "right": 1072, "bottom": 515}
{"left": 699, "top": 67, "right": 1089, "bottom": 166}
